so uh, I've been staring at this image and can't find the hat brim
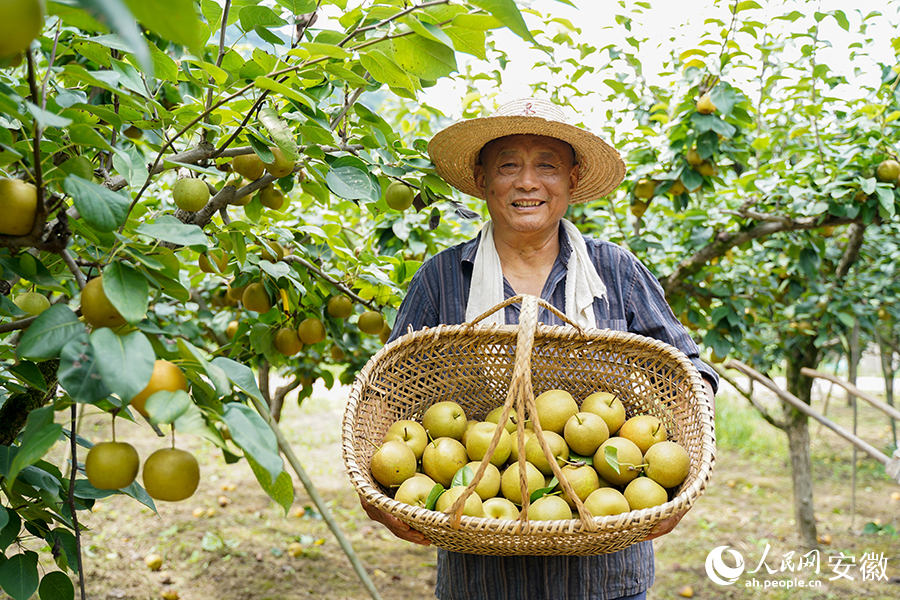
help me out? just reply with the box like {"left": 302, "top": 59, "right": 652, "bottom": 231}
{"left": 428, "top": 115, "right": 625, "bottom": 204}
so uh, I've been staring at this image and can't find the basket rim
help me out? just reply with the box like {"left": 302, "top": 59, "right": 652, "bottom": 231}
{"left": 341, "top": 321, "right": 716, "bottom": 549}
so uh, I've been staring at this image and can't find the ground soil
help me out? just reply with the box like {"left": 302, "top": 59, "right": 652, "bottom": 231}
{"left": 10, "top": 377, "right": 900, "bottom": 600}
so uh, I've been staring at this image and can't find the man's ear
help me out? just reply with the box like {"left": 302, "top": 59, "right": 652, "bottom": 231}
{"left": 569, "top": 163, "right": 580, "bottom": 194}
{"left": 473, "top": 164, "right": 486, "bottom": 198}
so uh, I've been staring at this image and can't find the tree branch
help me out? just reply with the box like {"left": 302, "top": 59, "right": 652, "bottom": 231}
{"left": 709, "top": 362, "right": 786, "bottom": 429}
{"left": 834, "top": 222, "right": 865, "bottom": 280}
{"left": 282, "top": 255, "right": 378, "bottom": 310}
{"left": 660, "top": 210, "right": 859, "bottom": 294}
{"left": 59, "top": 248, "right": 86, "bottom": 290}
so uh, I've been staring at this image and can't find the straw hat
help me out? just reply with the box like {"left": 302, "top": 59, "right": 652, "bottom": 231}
{"left": 428, "top": 98, "right": 625, "bottom": 203}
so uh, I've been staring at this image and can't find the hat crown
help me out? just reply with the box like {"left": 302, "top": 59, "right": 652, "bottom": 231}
{"left": 493, "top": 98, "right": 568, "bottom": 123}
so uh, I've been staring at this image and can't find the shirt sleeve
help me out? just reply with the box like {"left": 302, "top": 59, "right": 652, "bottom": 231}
{"left": 622, "top": 252, "right": 720, "bottom": 393}
{"left": 386, "top": 259, "right": 440, "bottom": 344}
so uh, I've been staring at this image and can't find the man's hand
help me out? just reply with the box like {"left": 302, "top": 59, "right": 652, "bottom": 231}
{"left": 359, "top": 495, "right": 431, "bottom": 546}
{"left": 642, "top": 509, "right": 687, "bottom": 541}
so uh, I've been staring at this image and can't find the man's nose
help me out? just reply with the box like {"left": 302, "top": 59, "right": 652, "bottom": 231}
{"left": 514, "top": 164, "right": 541, "bottom": 191}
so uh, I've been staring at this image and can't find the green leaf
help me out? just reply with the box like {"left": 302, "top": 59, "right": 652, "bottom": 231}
{"left": 73, "top": 0, "right": 152, "bottom": 75}
{"left": 467, "top": 0, "right": 534, "bottom": 43}
{"left": 604, "top": 445, "right": 620, "bottom": 474}
{"left": 8, "top": 361, "right": 48, "bottom": 392}
{"left": 111, "top": 146, "right": 150, "bottom": 189}
{"left": 452, "top": 465, "right": 474, "bottom": 488}
{"left": 16, "top": 304, "right": 83, "bottom": 360}
{"left": 135, "top": 216, "right": 209, "bottom": 248}
{"left": 176, "top": 339, "right": 231, "bottom": 398}
{"left": 359, "top": 49, "right": 417, "bottom": 91}
{"left": 68, "top": 123, "right": 113, "bottom": 151}
{"left": 425, "top": 484, "right": 445, "bottom": 510}
{"left": 7, "top": 407, "right": 63, "bottom": 484}
{"left": 222, "top": 403, "right": 283, "bottom": 486}
{"left": 275, "top": 0, "right": 316, "bottom": 14}
{"left": 211, "top": 357, "right": 263, "bottom": 401}
{"left": 73, "top": 479, "right": 158, "bottom": 513}
{"left": 0, "top": 551, "right": 39, "bottom": 600}
{"left": 392, "top": 34, "right": 457, "bottom": 80}
{"left": 38, "top": 570, "right": 75, "bottom": 600}
{"left": 253, "top": 77, "right": 314, "bottom": 108}
{"left": 325, "top": 165, "right": 381, "bottom": 201}
{"left": 26, "top": 102, "right": 73, "bottom": 129}
{"left": 445, "top": 25, "right": 486, "bottom": 59}
{"left": 295, "top": 42, "right": 350, "bottom": 60}
{"left": 101, "top": 262, "right": 149, "bottom": 325}
{"left": 0, "top": 507, "right": 21, "bottom": 551}
{"left": 0, "top": 506, "right": 7, "bottom": 531}
{"left": 44, "top": 529, "right": 79, "bottom": 575}
{"left": 239, "top": 5, "right": 288, "bottom": 32}
{"left": 90, "top": 329, "right": 155, "bottom": 404}
{"left": 123, "top": 0, "right": 205, "bottom": 55}
{"left": 259, "top": 107, "right": 299, "bottom": 161}
{"left": 144, "top": 389, "right": 192, "bottom": 425}
{"left": 245, "top": 453, "right": 293, "bottom": 515}
{"left": 63, "top": 175, "right": 130, "bottom": 232}
{"left": 691, "top": 113, "right": 737, "bottom": 138}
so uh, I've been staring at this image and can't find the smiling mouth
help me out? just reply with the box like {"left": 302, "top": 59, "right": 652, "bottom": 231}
{"left": 512, "top": 200, "right": 545, "bottom": 208}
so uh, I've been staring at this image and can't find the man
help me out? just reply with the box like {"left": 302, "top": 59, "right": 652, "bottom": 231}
{"left": 361, "top": 98, "right": 718, "bottom": 600}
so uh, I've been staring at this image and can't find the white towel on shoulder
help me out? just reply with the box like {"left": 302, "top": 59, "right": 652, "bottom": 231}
{"left": 465, "top": 219, "right": 606, "bottom": 328}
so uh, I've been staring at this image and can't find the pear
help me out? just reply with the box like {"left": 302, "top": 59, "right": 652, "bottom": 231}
{"left": 555, "top": 464, "right": 601, "bottom": 509}
{"left": 483, "top": 497, "right": 520, "bottom": 520}
{"left": 594, "top": 437, "right": 644, "bottom": 487}
{"left": 584, "top": 487, "right": 631, "bottom": 517}
{"left": 528, "top": 495, "right": 571, "bottom": 521}
{"left": 524, "top": 431, "right": 569, "bottom": 476}
{"left": 508, "top": 428, "right": 534, "bottom": 464}
{"left": 422, "top": 401, "right": 467, "bottom": 441}
{"left": 394, "top": 474, "right": 437, "bottom": 508}
{"left": 464, "top": 461, "right": 501, "bottom": 501}
{"left": 264, "top": 147, "right": 295, "bottom": 178}
{"left": 618, "top": 414, "right": 667, "bottom": 454}
{"left": 624, "top": 477, "right": 669, "bottom": 510}
{"left": 581, "top": 391, "right": 626, "bottom": 434}
{"left": 383, "top": 419, "right": 428, "bottom": 460}
{"left": 485, "top": 406, "right": 518, "bottom": 434}
{"left": 564, "top": 411, "right": 609, "bottom": 457}
{"left": 232, "top": 153, "right": 265, "bottom": 181}
{"left": 465, "top": 421, "right": 511, "bottom": 467}
{"left": 370, "top": 440, "right": 417, "bottom": 488}
{"left": 533, "top": 389, "right": 578, "bottom": 435}
{"left": 500, "top": 461, "right": 544, "bottom": 505}
{"left": 435, "top": 486, "right": 484, "bottom": 517}
{"left": 241, "top": 282, "right": 272, "bottom": 313}
{"left": 422, "top": 437, "right": 467, "bottom": 488}
{"left": 643, "top": 440, "right": 691, "bottom": 489}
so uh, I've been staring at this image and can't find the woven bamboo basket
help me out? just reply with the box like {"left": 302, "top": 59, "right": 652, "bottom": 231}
{"left": 342, "top": 294, "right": 715, "bottom": 556}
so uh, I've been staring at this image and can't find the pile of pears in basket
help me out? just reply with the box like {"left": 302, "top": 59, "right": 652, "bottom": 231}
{"left": 369, "top": 389, "right": 691, "bottom": 521}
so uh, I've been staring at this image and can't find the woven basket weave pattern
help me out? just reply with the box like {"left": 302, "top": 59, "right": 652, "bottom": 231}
{"left": 343, "top": 297, "right": 715, "bottom": 556}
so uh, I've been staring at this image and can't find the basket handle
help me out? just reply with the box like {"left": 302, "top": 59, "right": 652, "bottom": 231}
{"left": 466, "top": 294, "right": 588, "bottom": 337}
{"left": 446, "top": 294, "right": 598, "bottom": 532}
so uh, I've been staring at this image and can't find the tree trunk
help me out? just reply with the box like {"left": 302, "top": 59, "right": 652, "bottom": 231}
{"left": 784, "top": 340, "right": 820, "bottom": 549}
{"left": 847, "top": 321, "right": 860, "bottom": 407}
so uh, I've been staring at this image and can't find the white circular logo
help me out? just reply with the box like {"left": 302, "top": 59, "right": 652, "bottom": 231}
{"left": 705, "top": 545, "right": 745, "bottom": 585}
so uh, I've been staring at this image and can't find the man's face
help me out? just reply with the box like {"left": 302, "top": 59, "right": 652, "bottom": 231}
{"left": 474, "top": 134, "right": 579, "bottom": 238}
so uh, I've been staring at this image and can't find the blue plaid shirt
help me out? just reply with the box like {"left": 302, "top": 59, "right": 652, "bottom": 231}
{"left": 389, "top": 224, "right": 717, "bottom": 600}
